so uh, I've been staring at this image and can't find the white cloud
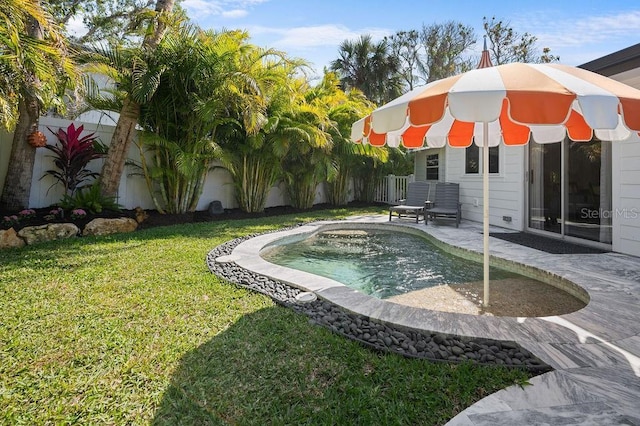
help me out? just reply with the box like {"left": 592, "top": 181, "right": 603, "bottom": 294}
{"left": 251, "top": 24, "right": 392, "bottom": 49}
{"left": 222, "top": 9, "right": 248, "bottom": 18}
{"left": 182, "top": 0, "right": 269, "bottom": 18}
{"left": 181, "top": 0, "right": 223, "bottom": 16}
{"left": 512, "top": 9, "right": 640, "bottom": 49}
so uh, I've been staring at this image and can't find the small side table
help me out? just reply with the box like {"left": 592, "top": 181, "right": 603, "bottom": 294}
{"left": 424, "top": 200, "right": 433, "bottom": 223}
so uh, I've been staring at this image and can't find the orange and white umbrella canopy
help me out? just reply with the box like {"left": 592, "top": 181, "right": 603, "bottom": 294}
{"left": 351, "top": 62, "right": 640, "bottom": 148}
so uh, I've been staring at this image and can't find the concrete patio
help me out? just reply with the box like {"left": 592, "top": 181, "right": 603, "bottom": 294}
{"left": 224, "top": 215, "right": 640, "bottom": 425}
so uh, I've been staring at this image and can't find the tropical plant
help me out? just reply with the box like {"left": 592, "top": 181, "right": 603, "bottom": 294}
{"left": 330, "top": 34, "right": 403, "bottom": 104}
{"left": 134, "top": 26, "right": 289, "bottom": 214}
{"left": 216, "top": 51, "right": 307, "bottom": 213}
{"left": 219, "top": 134, "right": 282, "bottom": 213}
{"left": 277, "top": 79, "right": 334, "bottom": 209}
{"left": 41, "top": 123, "right": 106, "bottom": 197}
{"left": 304, "top": 72, "right": 387, "bottom": 206}
{"left": 0, "top": 0, "right": 78, "bottom": 211}
{"left": 59, "top": 182, "right": 121, "bottom": 214}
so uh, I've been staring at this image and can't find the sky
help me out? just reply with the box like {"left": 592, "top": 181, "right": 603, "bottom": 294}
{"left": 180, "top": 0, "right": 640, "bottom": 78}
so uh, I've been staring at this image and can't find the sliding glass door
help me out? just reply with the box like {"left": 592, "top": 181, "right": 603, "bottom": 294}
{"left": 528, "top": 138, "right": 612, "bottom": 244}
{"left": 528, "top": 142, "right": 561, "bottom": 234}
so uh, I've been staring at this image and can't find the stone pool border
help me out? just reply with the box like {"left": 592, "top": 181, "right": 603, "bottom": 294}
{"left": 206, "top": 221, "right": 553, "bottom": 372}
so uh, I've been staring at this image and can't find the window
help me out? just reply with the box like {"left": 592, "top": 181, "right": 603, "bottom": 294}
{"left": 426, "top": 154, "right": 439, "bottom": 180}
{"left": 465, "top": 146, "right": 479, "bottom": 174}
{"left": 465, "top": 144, "right": 499, "bottom": 174}
{"left": 488, "top": 146, "right": 499, "bottom": 174}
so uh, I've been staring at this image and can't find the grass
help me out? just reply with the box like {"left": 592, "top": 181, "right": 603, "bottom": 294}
{"left": 0, "top": 206, "right": 532, "bottom": 425}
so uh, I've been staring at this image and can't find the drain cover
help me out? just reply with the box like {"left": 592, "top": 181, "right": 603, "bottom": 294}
{"left": 295, "top": 292, "right": 317, "bottom": 303}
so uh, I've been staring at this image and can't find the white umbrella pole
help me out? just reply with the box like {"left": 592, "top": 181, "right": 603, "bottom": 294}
{"left": 482, "top": 121, "right": 490, "bottom": 307}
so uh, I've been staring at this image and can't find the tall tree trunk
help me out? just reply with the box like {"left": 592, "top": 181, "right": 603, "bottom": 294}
{"left": 0, "top": 12, "right": 42, "bottom": 211}
{"left": 0, "top": 96, "right": 40, "bottom": 211}
{"left": 99, "top": 0, "right": 175, "bottom": 198}
{"left": 98, "top": 97, "right": 140, "bottom": 197}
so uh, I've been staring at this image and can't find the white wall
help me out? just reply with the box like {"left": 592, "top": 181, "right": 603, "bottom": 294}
{"left": 1, "top": 116, "right": 328, "bottom": 211}
{"left": 612, "top": 139, "right": 640, "bottom": 256}
{"left": 414, "top": 148, "right": 445, "bottom": 182}
{"left": 445, "top": 144, "right": 525, "bottom": 232}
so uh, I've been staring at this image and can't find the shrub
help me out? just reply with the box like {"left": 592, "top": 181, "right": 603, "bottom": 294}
{"left": 44, "top": 207, "right": 63, "bottom": 222}
{"left": 1, "top": 215, "right": 20, "bottom": 228}
{"left": 18, "top": 209, "right": 36, "bottom": 220}
{"left": 41, "top": 123, "right": 107, "bottom": 196}
{"left": 70, "top": 209, "right": 87, "bottom": 220}
{"left": 59, "top": 183, "right": 122, "bottom": 214}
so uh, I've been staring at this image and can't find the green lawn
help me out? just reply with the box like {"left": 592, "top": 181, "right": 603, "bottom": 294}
{"left": 0, "top": 207, "right": 531, "bottom": 425}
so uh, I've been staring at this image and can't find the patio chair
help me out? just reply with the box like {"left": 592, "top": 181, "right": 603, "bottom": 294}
{"left": 389, "top": 181, "right": 432, "bottom": 223}
{"left": 425, "top": 182, "right": 461, "bottom": 227}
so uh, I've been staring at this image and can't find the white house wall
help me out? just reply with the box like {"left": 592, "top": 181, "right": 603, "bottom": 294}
{"left": 612, "top": 139, "right": 640, "bottom": 256}
{"left": 444, "top": 145, "right": 525, "bottom": 232}
{"left": 414, "top": 148, "right": 446, "bottom": 182}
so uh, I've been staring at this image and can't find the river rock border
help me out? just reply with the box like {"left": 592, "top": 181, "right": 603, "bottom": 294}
{"left": 206, "top": 227, "right": 552, "bottom": 374}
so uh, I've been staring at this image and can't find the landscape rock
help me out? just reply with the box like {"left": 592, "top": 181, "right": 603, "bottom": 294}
{"left": 0, "top": 228, "right": 26, "bottom": 249}
{"left": 134, "top": 207, "right": 149, "bottom": 224}
{"left": 208, "top": 200, "right": 224, "bottom": 216}
{"left": 18, "top": 223, "right": 80, "bottom": 245}
{"left": 83, "top": 218, "right": 138, "bottom": 236}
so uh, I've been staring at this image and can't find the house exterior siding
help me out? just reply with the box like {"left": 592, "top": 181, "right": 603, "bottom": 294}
{"left": 612, "top": 139, "right": 640, "bottom": 255}
{"left": 415, "top": 145, "right": 525, "bottom": 232}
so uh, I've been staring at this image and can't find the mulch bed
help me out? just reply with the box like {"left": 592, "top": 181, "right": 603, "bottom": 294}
{"left": 1, "top": 202, "right": 383, "bottom": 232}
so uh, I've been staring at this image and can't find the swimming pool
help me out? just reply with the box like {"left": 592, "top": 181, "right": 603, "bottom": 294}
{"left": 222, "top": 219, "right": 589, "bottom": 320}
{"left": 261, "top": 229, "right": 519, "bottom": 299}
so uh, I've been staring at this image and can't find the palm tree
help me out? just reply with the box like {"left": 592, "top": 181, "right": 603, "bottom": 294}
{"left": 330, "top": 35, "right": 402, "bottom": 105}
{"left": 278, "top": 78, "right": 334, "bottom": 209}
{"left": 211, "top": 42, "right": 303, "bottom": 213}
{"left": 98, "top": 0, "right": 176, "bottom": 200}
{"left": 136, "top": 27, "right": 276, "bottom": 213}
{"left": 305, "top": 72, "right": 387, "bottom": 206}
{"left": 0, "top": 0, "right": 77, "bottom": 211}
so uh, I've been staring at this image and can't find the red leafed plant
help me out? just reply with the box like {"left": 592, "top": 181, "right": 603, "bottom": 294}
{"left": 42, "top": 123, "right": 107, "bottom": 196}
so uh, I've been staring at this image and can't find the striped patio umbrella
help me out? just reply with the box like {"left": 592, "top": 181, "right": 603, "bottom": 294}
{"left": 351, "top": 60, "right": 640, "bottom": 307}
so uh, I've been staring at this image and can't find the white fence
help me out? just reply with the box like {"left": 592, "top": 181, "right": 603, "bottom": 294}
{"left": 0, "top": 116, "right": 332, "bottom": 211}
{"left": 374, "top": 174, "right": 414, "bottom": 204}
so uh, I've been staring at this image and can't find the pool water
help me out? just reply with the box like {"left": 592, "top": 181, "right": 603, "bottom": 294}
{"left": 261, "top": 229, "right": 519, "bottom": 299}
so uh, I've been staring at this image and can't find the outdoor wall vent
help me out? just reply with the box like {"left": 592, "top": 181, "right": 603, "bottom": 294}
{"left": 502, "top": 216, "right": 512, "bottom": 222}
